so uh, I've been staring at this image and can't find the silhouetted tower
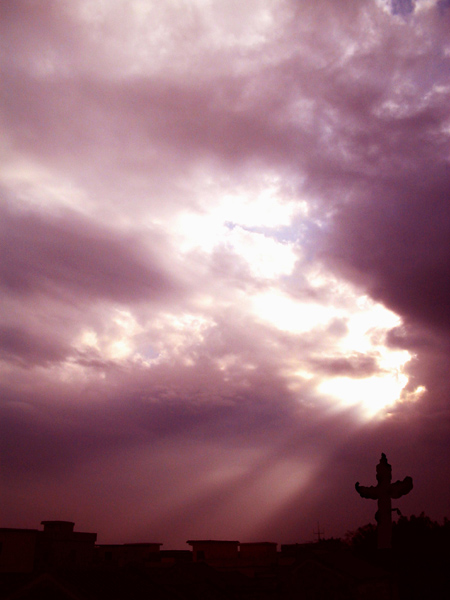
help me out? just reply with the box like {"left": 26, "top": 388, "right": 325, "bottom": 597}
{"left": 355, "top": 453, "right": 413, "bottom": 549}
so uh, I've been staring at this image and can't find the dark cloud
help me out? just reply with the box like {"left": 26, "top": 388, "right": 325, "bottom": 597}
{"left": 437, "top": 0, "right": 450, "bottom": 14}
{"left": 307, "top": 354, "right": 381, "bottom": 378}
{"left": 0, "top": 325, "right": 68, "bottom": 366}
{"left": 321, "top": 167, "right": 450, "bottom": 334}
{"left": 0, "top": 204, "right": 178, "bottom": 303}
{"left": 390, "top": 0, "right": 416, "bottom": 16}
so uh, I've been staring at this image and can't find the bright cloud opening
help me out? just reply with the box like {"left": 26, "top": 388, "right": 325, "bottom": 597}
{"left": 251, "top": 278, "right": 413, "bottom": 419}
{"left": 252, "top": 290, "right": 341, "bottom": 333}
{"left": 318, "top": 371, "right": 409, "bottom": 418}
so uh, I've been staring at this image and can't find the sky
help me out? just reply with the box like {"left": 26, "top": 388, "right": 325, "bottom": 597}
{"left": 1, "top": 0, "right": 450, "bottom": 548}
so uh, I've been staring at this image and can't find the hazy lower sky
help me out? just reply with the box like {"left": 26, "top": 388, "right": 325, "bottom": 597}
{"left": 1, "top": 0, "right": 449, "bottom": 548}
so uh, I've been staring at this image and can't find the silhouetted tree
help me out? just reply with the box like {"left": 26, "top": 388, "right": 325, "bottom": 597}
{"left": 348, "top": 513, "right": 450, "bottom": 553}
{"left": 345, "top": 522, "right": 377, "bottom": 554}
{"left": 347, "top": 514, "right": 450, "bottom": 599}
{"left": 393, "top": 512, "right": 449, "bottom": 552}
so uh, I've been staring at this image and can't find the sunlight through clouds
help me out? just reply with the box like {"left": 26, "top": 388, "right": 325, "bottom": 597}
{"left": 75, "top": 310, "right": 143, "bottom": 363}
{"left": 216, "top": 457, "right": 316, "bottom": 540}
{"left": 150, "top": 313, "right": 214, "bottom": 364}
{"left": 252, "top": 280, "right": 412, "bottom": 418}
{"left": 3, "top": 0, "right": 448, "bottom": 549}
{"left": 226, "top": 227, "right": 296, "bottom": 279}
{"left": 173, "top": 175, "right": 299, "bottom": 254}
{"left": 252, "top": 289, "right": 341, "bottom": 333}
{"left": 318, "top": 372, "right": 409, "bottom": 418}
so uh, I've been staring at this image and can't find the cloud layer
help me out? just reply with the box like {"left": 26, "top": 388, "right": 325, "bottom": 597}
{"left": 1, "top": 0, "right": 450, "bottom": 547}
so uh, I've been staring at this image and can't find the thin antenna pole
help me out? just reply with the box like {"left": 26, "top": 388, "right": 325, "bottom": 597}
{"left": 314, "top": 522, "right": 325, "bottom": 542}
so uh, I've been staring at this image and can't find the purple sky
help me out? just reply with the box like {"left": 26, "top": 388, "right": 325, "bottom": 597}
{"left": 1, "top": 0, "right": 450, "bottom": 548}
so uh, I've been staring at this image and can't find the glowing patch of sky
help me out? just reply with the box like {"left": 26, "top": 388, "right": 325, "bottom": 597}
{"left": 252, "top": 280, "right": 412, "bottom": 418}
{"left": 318, "top": 372, "right": 409, "bottom": 418}
{"left": 174, "top": 178, "right": 299, "bottom": 254}
{"left": 339, "top": 297, "right": 401, "bottom": 353}
{"left": 76, "top": 309, "right": 144, "bottom": 362}
{"left": 227, "top": 227, "right": 296, "bottom": 279}
{"left": 252, "top": 290, "right": 341, "bottom": 333}
{"left": 150, "top": 313, "right": 214, "bottom": 365}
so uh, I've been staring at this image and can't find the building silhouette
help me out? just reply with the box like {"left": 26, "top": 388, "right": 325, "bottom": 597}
{"left": 0, "top": 520, "right": 403, "bottom": 599}
{"left": 1, "top": 506, "right": 450, "bottom": 599}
